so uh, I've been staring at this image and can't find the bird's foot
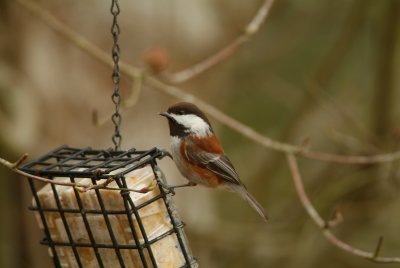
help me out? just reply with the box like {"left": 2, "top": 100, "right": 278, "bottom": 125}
{"left": 156, "top": 147, "right": 173, "bottom": 160}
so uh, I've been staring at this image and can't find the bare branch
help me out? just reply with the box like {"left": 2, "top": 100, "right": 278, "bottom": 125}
{"left": 286, "top": 153, "right": 325, "bottom": 226}
{"left": 146, "top": 76, "right": 400, "bottom": 165}
{"left": 15, "top": 0, "right": 400, "bottom": 166}
{"left": 14, "top": 0, "right": 140, "bottom": 77}
{"left": 286, "top": 153, "right": 400, "bottom": 263}
{"left": 1, "top": 154, "right": 80, "bottom": 187}
{"left": 0, "top": 155, "right": 154, "bottom": 194}
{"left": 163, "top": 0, "right": 276, "bottom": 84}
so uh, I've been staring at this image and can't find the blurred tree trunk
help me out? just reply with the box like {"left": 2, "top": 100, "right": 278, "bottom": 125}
{"left": 373, "top": 0, "right": 399, "bottom": 141}
{"left": 0, "top": 141, "right": 26, "bottom": 268}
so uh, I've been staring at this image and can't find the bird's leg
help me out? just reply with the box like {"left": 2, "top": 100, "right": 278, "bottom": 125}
{"left": 169, "top": 181, "right": 197, "bottom": 189}
{"left": 157, "top": 180, "right": 196, "bottom": 195}
{"left": 153, "top": 165, "right": 196, "bottom": 194}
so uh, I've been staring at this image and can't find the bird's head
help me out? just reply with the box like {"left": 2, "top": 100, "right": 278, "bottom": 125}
{"left": 160, "top": 102, "right": 213, "bottom": 138}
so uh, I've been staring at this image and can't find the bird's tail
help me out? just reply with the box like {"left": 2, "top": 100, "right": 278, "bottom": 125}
{"left": 244, "top": 191, "right": 268, "bottom": 222}
{"left": 230, "top": 185, "right": 268, "bottom": 222}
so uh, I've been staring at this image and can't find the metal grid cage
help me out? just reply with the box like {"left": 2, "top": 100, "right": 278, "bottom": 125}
{"left": 19, "top": 145, "right": 197, "bottom": 268}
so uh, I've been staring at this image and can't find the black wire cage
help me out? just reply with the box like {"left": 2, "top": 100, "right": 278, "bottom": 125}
{"left": 19, "top": 145, "right": 198, "bottom": 268}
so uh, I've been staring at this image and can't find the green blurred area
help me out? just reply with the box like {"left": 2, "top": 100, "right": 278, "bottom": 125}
{"left": 1, "top": 0, "right": 400, "bottom": 267}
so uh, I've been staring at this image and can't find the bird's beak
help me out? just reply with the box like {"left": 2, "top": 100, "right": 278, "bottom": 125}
{"left": 159, "top": 112, "right": 172, "bottom": 119}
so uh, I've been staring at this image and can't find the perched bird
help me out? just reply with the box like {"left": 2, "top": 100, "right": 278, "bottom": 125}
{"left": 160, "top": 102, "right": 268, "bottom": 222}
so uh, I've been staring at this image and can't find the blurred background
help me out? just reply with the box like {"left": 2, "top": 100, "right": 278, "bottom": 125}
{"left": 1, "top": 0, "right": 400, "bottom": 267}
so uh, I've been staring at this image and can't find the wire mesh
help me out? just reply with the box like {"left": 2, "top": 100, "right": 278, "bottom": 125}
{"left": 20, "top": 145, "right": 197, "bottom": 268}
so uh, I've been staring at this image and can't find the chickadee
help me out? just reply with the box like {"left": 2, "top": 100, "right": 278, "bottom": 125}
{"left": 160, "top": 102, "right": 268, "bottom": 222}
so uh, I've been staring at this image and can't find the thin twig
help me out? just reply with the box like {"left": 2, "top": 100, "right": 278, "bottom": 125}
{"left": 1, "top": 155, "right": 84, "bottom": 187}
{"left": 11, "top": 154, "right": 29, "bottom": 168}
{"left": 0, "top": 155, "right": 153, "bottom": 194}
{"left": 15, "top": 0, "right": 400, "bottom": 165}
{"left": 374, "top": 236, "right": 384, "bottom": 259}
{"left": 123, "top": 72, "right": 144, "bottom": 107}
{"left": 286, "top": 153, "right": 400, "bottom": 263}
{"left": 162, "top": 0, "right": 276, "bottom": 84}
{"left": 325, "top": 208, "right": 343, "bottom": 228}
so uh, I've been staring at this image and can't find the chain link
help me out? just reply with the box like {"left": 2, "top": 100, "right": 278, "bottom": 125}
{"left": 110, "top": 0, "right": 122, "bottom": 150}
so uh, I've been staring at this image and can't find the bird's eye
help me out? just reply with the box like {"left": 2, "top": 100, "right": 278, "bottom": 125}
{"left": 178, "top": 110, "right": 185, "bottom": 115}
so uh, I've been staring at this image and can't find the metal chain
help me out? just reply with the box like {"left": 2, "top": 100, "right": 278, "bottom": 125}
{"left": 110, "top": 0, "right": 122, "bottom": 150}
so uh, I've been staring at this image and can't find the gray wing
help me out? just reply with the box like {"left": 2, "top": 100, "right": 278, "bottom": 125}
{"left": 185, "top": 142, "right": 243, "bottom": 186}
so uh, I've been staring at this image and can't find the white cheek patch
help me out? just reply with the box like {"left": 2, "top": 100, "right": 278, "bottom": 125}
{"left": 170, "top": 114, "right": 211, "bottom": 137}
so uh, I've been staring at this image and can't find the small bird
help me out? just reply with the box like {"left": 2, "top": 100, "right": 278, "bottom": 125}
{"left": 160, "top": 102, "right": 268, "bottom": 222}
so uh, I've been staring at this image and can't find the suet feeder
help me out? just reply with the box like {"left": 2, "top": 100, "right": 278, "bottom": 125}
{"left": 20, "top": 146, "right": 197, "bottom": 267}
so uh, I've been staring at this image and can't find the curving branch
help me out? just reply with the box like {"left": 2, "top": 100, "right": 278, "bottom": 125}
{"left": 15, "top": 0, "right": 400, "bottom": 166}
{"left": 162, "top": 0, "right": 276, "bottom": 84}
{"left": 286, "top": 152, "right": 400, "bottom": 263}
{"left": 0, "top": 155, "right": 155, "bottom": 193}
